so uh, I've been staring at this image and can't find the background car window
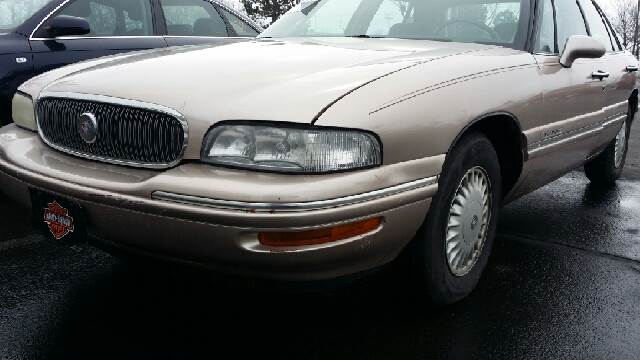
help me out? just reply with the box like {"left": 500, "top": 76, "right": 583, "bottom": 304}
{"left": 59, "top": 0, "right": 153, "bottom": 36}
{"left": 218, "top": 7, "right": 258, "bottom": 36}
{"left": 534, "top": 0, "right": 555, "bottom": 53}
{"left": 579, "top": 0, "right": 613, "bottom": 51}
{"left": 160, "top": 0, "right": 228, "bottom": 37}
{"left": 554, "top": 0, "right": 588, "bottom": 53}
{"left": 0, "top": 0, "right": 52, "bottom": 32}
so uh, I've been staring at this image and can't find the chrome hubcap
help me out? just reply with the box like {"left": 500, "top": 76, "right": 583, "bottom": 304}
{"left": 445, "top": 167, "right": 492, "bottom": 277}
{"left": 614, "top": 121, "right": 628, "bottom": 168}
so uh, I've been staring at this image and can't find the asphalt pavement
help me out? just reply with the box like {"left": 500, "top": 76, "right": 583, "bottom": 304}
{"left": 0, "top": 124, "right": 639, "bottom": 360}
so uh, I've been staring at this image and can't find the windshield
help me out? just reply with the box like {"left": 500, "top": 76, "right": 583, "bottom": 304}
{"left": 0, "top": 0, "right": 52, "bottom": 32}
{"left": 260, "top": 0, "right": 530, "bottom": 48}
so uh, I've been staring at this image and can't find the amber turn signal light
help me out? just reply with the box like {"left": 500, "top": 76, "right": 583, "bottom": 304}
{"left": 258, "top": 218, "right": 383, "bottom": 247}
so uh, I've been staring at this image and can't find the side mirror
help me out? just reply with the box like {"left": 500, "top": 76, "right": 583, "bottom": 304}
{"left": 560, "top": 35, "right": 606, "bottom": 68}
{"left": 41, "top": 15, "right": 90, "bottom": 38}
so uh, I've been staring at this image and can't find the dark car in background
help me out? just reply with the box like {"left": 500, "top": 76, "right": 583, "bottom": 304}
{"left": 0, "top": 0, "right": 261, "bottom": 125}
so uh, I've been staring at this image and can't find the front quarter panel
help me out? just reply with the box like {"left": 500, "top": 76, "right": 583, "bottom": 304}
{"left": 0, "top": 35, "right": 34, "bottom": 124}
{"left": 316, "top": 48, "right": 540, "bottom": 167}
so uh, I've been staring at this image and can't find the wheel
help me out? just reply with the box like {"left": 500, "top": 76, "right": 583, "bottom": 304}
{"left": 584, "top": 110, "right": 632, "bottom": 186}
{"left": 412, "top": 133, "right": 502, "bottom": 305}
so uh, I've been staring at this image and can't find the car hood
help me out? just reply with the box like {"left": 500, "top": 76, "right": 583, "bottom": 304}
{"left": 30, "top": 38, "right": 493, "bottom": 126}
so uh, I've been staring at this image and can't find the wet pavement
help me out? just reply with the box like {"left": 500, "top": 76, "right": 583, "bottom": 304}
{"left": 0, "top": 125, "right": 639, "bottom": 359}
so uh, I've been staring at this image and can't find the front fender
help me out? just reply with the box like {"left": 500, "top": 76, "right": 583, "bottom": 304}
{"left": 315, "top": 48, "right": 540, "bottom": 167}
{"left": 0, "top": 36, "right": 34, "bottom": 124}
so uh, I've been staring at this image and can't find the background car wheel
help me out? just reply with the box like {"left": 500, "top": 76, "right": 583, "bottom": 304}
{"left": 412, "top": 133, "right": 502, "bottom": 305}
{"left": 584, "top": 109, "right": 633, "bottom": 186}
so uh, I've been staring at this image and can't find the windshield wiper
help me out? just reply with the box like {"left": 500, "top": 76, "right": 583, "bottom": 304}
{"left": 301, "top": 0, "right": 320, "bottom": 15}
{"left": 345, "top": 35, "right": 385, "bottom": 39}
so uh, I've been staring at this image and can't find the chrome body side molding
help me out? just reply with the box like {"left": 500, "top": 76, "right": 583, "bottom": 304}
{"left": 527, "top": 112, "right": 627, "bottom": 159}
{"left": 152, "top": 176, "right": 439, "bottom": 212}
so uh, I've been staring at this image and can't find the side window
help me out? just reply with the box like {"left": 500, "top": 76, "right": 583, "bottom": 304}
{"left": 610, "top": 27, "right": 623, "bottom": 51}
{"left": 534, "top": 0, "right": 555, "bottom": 53}
{"left": 217, "top": 7, "right": 259, "bottom": 37}
{"left": 0, "top": 0, "right": 51, "bottom": 32}
{"left": 554, "top": 0, "right": 588, "bottom": 53}
{"left": 579, "top": 0, "right": 613, "bottom": 51}
{"left": 59, "top": 0, "right": 153, "bottom": 36}
{"left": 602, "top": 13, "right": 623, "bottom": 51}
{"left": 160, "top": 0, "right": 228, "bottom": 37}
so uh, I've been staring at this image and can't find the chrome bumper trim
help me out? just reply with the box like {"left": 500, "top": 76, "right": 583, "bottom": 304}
{"left": 152, "top": 176, "right": 438, "bottom": 212}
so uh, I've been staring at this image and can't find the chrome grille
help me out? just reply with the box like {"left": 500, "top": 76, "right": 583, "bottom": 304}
{"left": 37, "top": 96, "right": 186, "bottom": 168}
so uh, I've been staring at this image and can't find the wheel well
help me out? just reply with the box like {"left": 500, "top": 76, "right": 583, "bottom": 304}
{"left": 630, "top": 90, "right": 638, "bottom": 120}
{"left": 452, "top": 114, "right": 525, "bottom": 200}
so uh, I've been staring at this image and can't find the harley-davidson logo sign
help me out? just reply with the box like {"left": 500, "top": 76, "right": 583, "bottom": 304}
{"left": 43, "top": 201, "right": 75, "bottom": 240}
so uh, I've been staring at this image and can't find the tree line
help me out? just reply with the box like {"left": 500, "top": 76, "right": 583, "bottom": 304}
{"left": 611, "top": 0, "right": 640, "bottom": 56}
{"left": 236, "top": 0, "right": 301, "bottom": 27}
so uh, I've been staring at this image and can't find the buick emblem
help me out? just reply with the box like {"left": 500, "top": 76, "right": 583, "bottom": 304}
{"left": 77, "top": 112, "right": 98, "bottom": 144}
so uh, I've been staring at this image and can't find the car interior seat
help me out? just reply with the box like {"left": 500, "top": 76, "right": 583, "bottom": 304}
{"left": 494, "top": 21, "right": 518, "bottom": 42}
{"left": 168, "top": 24, "right": 194, "bottom": 36}
{"left": 193, "top": 17, "right": 227, "bottom": 37}
{"left": 121, "top": 1, "right": 148, "bottom": 36}
{"left": 388, "top": 3, "right": 438, "bottom": 39}
{"left": 63, "top": 0, "right": 91, "bottom": 18}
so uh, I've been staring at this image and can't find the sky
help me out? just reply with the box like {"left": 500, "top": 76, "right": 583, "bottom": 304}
{"left": 598, "top": 0, "right": 616, "bottom": 17}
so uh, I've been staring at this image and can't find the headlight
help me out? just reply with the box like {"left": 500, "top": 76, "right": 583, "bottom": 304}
{"left": 201, "top": 124, "right": 382, "bottom": 173}
{"left": 11, "top": 93, "right": 37, "bottom": 131}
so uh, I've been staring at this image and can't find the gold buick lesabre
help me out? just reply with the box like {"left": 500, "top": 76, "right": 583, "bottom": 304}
{"left": 1, "top": 0, "right": 637, "bottom": 304}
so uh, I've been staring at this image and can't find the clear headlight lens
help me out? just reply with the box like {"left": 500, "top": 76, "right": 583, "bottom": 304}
{"left": 11, "top": 93, "right": 37, "bottom": 131}
{"left": 201, "top": 124, "right": 382, "bottom": 173}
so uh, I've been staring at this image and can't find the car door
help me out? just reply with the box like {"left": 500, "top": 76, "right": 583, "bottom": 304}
{"left": 589, "top": 1, "right": 638, "bottom": 122}
{"left": 579, "top": 0, "right": 628, "bottom": 124}
{"left": 529, "top": 0, "right": 608, "bottom": 178}
{"left": 29, "top": 0, "right": 166, "bottom": 75}
{"left": 159, "top": 0, "right": 252, "bottom": 46}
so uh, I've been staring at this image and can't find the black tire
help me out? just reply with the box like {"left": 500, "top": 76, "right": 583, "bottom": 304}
{"left": 584, "top": 109, "right": 633, "bottom": 186}
{"left": 412, "top": 133, "right": 502, "bottom": 305}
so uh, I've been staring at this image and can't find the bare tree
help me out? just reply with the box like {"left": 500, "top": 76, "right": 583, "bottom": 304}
{"left": 610, "top": 0, "right": 640, "bottom": 56}
{"left": 635, "top": 0, "right": 640, "bottom": 56}
{"left": 612, "top": 0, "right": 635, "bottom": 48}
{"left": 241, "top": 0, "right": 301, "bottom": 26}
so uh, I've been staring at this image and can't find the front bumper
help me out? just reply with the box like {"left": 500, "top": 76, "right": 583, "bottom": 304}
{"left": 0, "top": 125, "right": 443, "bottom": 281}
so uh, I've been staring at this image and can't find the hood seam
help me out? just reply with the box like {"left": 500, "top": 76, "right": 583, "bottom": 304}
{"left": 310, "top": 47, "right": 495, "bottom": 125}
